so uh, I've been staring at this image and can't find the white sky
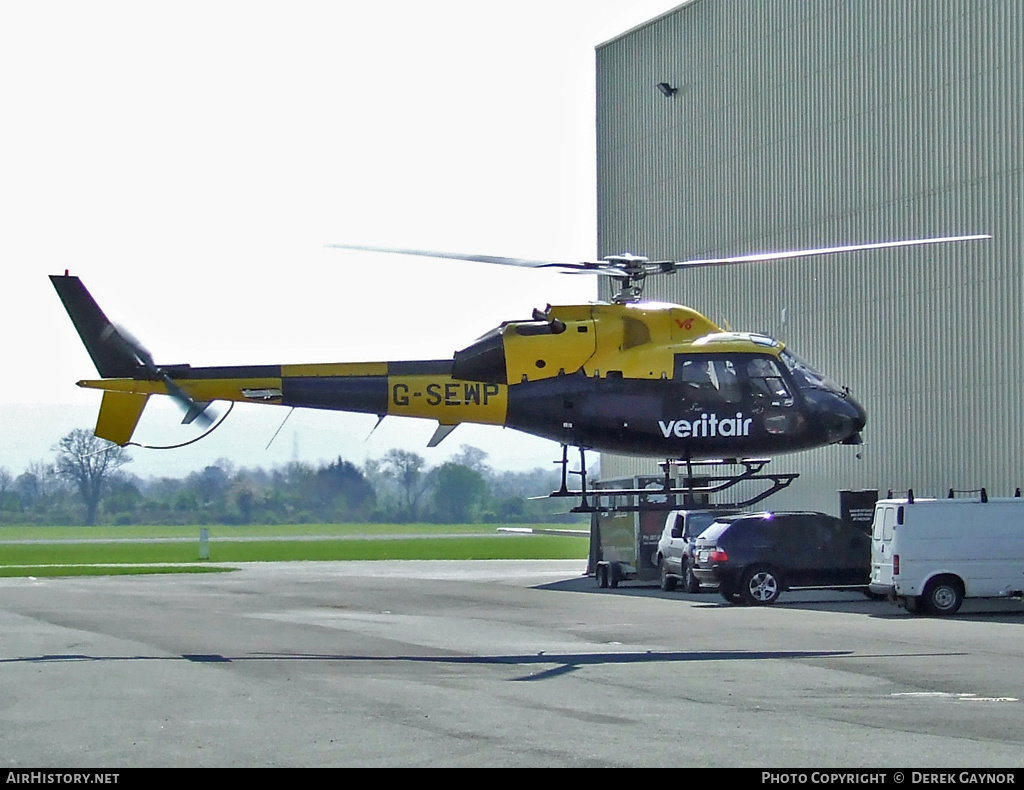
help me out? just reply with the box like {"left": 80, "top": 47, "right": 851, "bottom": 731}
{"left": 1, "top": 0, "right": 680, "bottom": 480}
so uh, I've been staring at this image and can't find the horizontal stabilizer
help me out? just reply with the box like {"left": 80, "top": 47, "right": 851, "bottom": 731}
{"left": 95, "top": 391, "right": 149, "bottom": 446}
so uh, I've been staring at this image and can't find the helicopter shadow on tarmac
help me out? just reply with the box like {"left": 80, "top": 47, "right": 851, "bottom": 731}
{"left": 0, "top": 647, "right": 857, "bottom": 684}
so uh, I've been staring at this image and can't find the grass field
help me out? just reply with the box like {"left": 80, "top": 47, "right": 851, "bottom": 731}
{"left": 0, "top": 523, "right": 505, "bottom": 540}
{"left": 0, "top": 524, "right": 590, "bottom": 577}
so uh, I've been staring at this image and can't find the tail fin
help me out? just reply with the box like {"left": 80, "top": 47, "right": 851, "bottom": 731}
{"left": 50, "top": 274, "right": 140, "bottom": 378}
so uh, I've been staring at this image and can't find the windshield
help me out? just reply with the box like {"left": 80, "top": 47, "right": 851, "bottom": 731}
{"left": 779, "top": 349, "right": 843, "bottom": 393}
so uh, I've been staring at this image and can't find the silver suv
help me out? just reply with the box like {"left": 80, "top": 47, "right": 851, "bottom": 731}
{"left": 654, "top": 509, "right": 739, "bottom": 593}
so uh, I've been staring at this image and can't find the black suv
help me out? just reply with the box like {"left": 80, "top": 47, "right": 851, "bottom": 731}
{"left": 692, "top": 511, "right": 871, "bottom": 605}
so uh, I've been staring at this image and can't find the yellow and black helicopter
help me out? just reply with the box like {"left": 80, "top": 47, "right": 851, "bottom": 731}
{"left": 51, "top": 233, "right": 986, "bottom": 505}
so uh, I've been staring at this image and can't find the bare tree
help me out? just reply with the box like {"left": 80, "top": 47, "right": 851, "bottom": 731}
{"left": 450, "top": 445, "right": 492, "bottom": 476}
{"left": 0, "top": 467, "right": 12, "bottom": 512}
{"left": 54, "top": 429, "right": 131, "bottom": 525}
{"left": 383, "top": 448, "right": 428, "bottom": 521}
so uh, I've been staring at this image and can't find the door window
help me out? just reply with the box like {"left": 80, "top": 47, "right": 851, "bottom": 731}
{"left": 881, "top": 507, "right": 896, "bottom": 541}
{"left": 674, "top": 356, "right": 744, "bottom": 408}
{"left": 871, "top": 508, "right": 885, "bottom": 540}
{"left": 747, "top": 357, "right": 794, "bottom": 406}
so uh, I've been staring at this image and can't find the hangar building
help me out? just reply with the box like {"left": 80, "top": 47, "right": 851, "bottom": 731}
{"left": 595, "top": 0, "right": 1022, "bottom": 513}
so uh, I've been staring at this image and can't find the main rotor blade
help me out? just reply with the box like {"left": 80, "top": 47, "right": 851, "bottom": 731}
{"left": 329, "top": 233, "right": 990, "bottom": 284}
{"left": 671, "top": 234, "right": 991, "bottom": 270}
{"left": 327, "top": 243, "right": 589, "bottom": 270}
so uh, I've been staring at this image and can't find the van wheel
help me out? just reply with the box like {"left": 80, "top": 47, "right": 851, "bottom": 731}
{"left": 659, "top": 560, "right": 677, "bottom": 592}
{"left": 740, "top": 566, "right": 782, "bottom": 605}
{"left": 682, "top": 560, "right": 701, "bottom": 594}
{"left": 921, "top": 577, "right": 963, "bottom": 616}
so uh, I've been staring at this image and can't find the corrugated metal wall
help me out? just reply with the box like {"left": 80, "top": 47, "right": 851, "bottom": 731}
{"left": 596, "top": 0, "right": 1023, "bottom": 513}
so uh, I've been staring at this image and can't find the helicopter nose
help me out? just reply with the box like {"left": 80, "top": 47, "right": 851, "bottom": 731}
{"left": 834, "top": 393, "right": 867, "bottom": 444}
{"left": 803, "top": 388, "right": 866, "bottom": 444}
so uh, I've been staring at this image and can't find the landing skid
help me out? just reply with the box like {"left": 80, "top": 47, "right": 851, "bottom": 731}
{"left": 550, "top": 446, "right": 798, "bottom": 513}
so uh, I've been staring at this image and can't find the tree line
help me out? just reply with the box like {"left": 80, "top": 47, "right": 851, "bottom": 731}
{"left": 0, "top": 429, "right": 583, "bottom": 526}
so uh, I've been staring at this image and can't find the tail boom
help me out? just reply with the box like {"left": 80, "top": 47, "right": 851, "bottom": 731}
{"left": 77, "top": 360, "right": 509, "bottom": 443}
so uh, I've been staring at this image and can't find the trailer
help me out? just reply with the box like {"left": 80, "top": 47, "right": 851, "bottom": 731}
{"left": 590, "top": 476, "right": 670, "bottom": 587}
{"left": 584, "top": 460, "right": 801, "bottom": 587}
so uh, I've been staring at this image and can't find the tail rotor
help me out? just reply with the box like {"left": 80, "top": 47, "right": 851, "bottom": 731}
{"left": 104, "top": 323, "right": 214, "bottom": 428}
{"left": 50, "top": 274, "right": 214, "bottom": 428}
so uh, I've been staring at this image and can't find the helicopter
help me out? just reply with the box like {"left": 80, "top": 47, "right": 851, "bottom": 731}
{"left": 51, "top": 234, "right": 987, "bottom": 474}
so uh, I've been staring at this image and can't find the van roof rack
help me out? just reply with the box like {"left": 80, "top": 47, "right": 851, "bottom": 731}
{"left": 948, "top": 487, "right": 988, "bottom": 502}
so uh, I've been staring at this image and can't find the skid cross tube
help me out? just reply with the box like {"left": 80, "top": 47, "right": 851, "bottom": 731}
{"left": 550, "top": 450, "right": 798, "bottom": 513}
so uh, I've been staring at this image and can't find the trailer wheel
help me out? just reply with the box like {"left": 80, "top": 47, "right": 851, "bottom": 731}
{"left": 921, "top": 577, "right": 963, "bottom": 616}
{"left": 659, "top": 560, "right": 677, "bottom": 592}
{"left": 597, "top": 564, "right": 609, "bottom": 588}
{"left": 608, "top": 562, "right": 621, "bottom": 589}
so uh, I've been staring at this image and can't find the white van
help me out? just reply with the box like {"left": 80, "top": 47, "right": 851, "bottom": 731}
{"left": 870, "top": 492, "right": 1024, "bottom": 615}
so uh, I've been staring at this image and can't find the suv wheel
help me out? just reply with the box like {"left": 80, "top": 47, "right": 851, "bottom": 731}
{"left": 659, "top": 560, "right": 677, "bottom": 592}
{"left": 741, "top": 566, "right": 782, "bottom": 605}
{"left": 682, "top": 560, "right": 701, "bottom": 594}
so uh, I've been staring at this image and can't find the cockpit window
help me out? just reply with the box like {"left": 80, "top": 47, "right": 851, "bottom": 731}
{"left": 779, "top": 350, "right": 841, "bottom": 392}
{"left": 747, "top": 357, "right": 793, "bottom": 404}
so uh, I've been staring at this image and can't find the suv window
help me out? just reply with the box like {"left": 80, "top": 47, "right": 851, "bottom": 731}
{"left": 663, "top": 512, "right": 683, "bottom": 538}
{"left": 765, "top": 514, "right": 814, "bottom": 554}
{"left": 699, "top": 520, "right": 735, "bottom": 543}
{"left": 718, "top": 515, "right": 763, "bottom": 543}
{"left": 684, "top": 511, "right": 721, "bottom": 539}
{"left": 816, "top": 515, "right": 860, "bottom": 552}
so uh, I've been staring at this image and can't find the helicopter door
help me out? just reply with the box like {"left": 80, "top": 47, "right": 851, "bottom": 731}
{"left": 746, "top": 356, "right": 800, "bottom": 435}
{"left": 673, "top": 356, "right": 744, "bottom": 413}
